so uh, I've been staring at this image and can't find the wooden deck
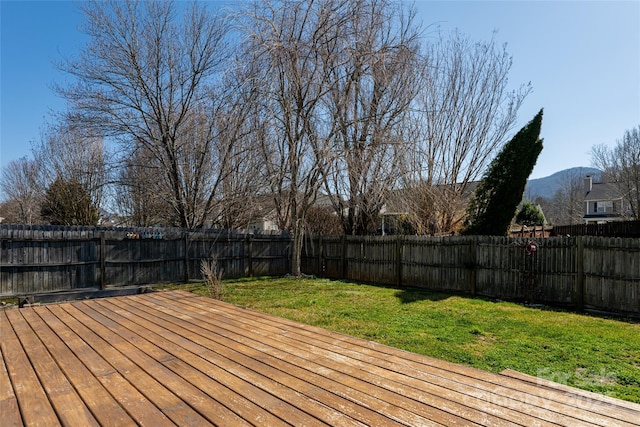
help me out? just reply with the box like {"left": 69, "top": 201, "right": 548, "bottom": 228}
{"left": 2, "top": 290, "right": 638, "bottom": 426}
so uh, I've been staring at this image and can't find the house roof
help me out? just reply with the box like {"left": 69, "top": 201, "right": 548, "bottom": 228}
{"left": 584, "top": 182, "right": 623, "bottom": 202}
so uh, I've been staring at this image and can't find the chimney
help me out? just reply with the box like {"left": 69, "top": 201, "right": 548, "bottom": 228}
{"left": 584, "top": 175, "right": 592, "bottom": 192}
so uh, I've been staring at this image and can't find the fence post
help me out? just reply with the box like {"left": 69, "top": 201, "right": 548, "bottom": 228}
{"left": 183, "top": 233, "right": 190, "bottom": 283}
{"left": 341, "top": 236, "right": 347, "bottom": 279}
{"left": 246, "top": 234, "right": 253, "bottom": 277}
{"left": 99, "top": 232, "right": 106, "bottom": 290}
{"left": 575, "top": 236, "right": 584, "bottom": 310}
{"left": 318, "top": 236, "right": 324, "bottom": 277}
{"left": 469, "top": 236, "right": 477, "bottom": 295}
{"left": 396, "top": 236, "right": 403, "bottom": 287}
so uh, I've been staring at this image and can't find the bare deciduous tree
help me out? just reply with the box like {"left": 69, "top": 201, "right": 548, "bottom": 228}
{"left": 321, "top": 0, "right": 421, "bottom": 235}
{"left": 0, "top": 157, "right": 44, "bottom": 224}
{"left": 239, "top": 0, "right": 345, "bottom": 274}
{"left": 407, "top": 30, "right": 531, "bottom": 233}
{"left": 211, "top": 84, "right": 269, "bottom": 230}
{"left": 536, "top": 170, "right": 587, "bottom": 225}
{"left": 42, "top": 0, "right": 533, "bottom": 244}
{"left": 58, "top": 0, "right": 232, "bottom": 228}
{"left": 591, "top": 125, "right": 640, "bottom": 219}
{"left": 34, "top": 121, "right": 108, "bottom": 212}
{"left": 114, "top": 148, "right": 172, "bottom": 226}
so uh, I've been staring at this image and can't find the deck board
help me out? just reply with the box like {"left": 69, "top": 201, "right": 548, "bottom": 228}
{"left": 54, "top": 302, "right": 248, "bottom": 426}
{"left": 1, "top": 311, "right": 61, "bottom": 427}
{"left": 0, "top": 313, "right": 31, "bottom": 426}
{"left": 1, "top": 290, "right": 638, "bottom": 426}
{"left": 25, "top": 306, "right": 137, "bottom": 427}
{"left": 8, "top": 309, "right": 100, "bottom": 427}
{"left": 79, "top": 299, "right": 321, "bottom": 426}
{"left": 158, "top": 291, "right": 631, "bottom": 426}
{"left": 500, "top": 369, "right": 640, "bottom": 425}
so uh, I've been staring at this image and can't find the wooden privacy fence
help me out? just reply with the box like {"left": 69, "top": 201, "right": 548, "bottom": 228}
{"left": 2, "top": 225, "right": 639, "bottom": 315}
{"left": 0, "top": 225, "right": 291, "bottom": 297}
{"left": 301, "top": 235, "right": 640, "bottom": 315}
{"left": 552, "top": 220, "right": 640, "bottom": 238}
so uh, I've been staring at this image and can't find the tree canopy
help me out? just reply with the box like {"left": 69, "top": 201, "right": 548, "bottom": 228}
{"left": 591, "top": 125, "right": 640, "bottom": 220}
{"left": 0, "top": 0, "right": 543, "bottom": 275}
{"left": 41, "top": 178, "right": 100, "bottom": 226}
{"left": 462, "top": 109, "right": 544, "bottom": 236}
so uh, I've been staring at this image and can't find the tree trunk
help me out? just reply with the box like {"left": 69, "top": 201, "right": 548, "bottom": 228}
{"left": 290, "top": 218, "right": 305, "bottom": 276}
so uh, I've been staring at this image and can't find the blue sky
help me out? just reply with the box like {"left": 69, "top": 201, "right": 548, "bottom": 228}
{"left": 1, "top": 0, "right": 639, "bottom": 179}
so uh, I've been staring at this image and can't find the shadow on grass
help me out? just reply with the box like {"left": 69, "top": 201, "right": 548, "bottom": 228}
{"left": 394, "top": 285, "right": 640, "bottom": 324}
{"left": 322, "top": 279, "right": 454, "bottom": 304}
{"left": 528, "top": 303, "right": 640, "bottom": 325}
{"left": 159, "top": 276, "right": 640, "bottom": 324}
{"left": 394, "top": 288, "right": 453, "bottom": 304}
{"left": 327, "top": 279, "right": 486, "bottom": 305}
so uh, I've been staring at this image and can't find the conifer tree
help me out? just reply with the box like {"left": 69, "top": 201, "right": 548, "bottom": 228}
{"left": 462, "top": 109, "right": 544, "bottom": 235}
{"left": 515, "top": 200, "right": 546, "bottom": 226}
{"left": 41, "top": 178, "right": 100, "bottom": 226}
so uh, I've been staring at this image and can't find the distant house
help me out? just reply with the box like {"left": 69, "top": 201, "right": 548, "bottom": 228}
{"left": 583, "top": 175, "right": 628, "bottom": 224}
{"left": 246, "top": 217, "right": 281, "bottom": 233}
{"left": 379, "top": 181, "right": 480, "bottom": 235}
{"left": 245, "top": 195, "right": 281, "bottom": 233}
{"left": 246, "top": 193, "right": 340, "bottom": 234}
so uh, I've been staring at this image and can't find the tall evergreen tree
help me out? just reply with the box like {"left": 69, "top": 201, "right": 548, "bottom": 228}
{"left": 462, "top": 109, "right": 544, "bottom": 236}
{"left": 41, "top": 178, "right": 100, "bottom": 226}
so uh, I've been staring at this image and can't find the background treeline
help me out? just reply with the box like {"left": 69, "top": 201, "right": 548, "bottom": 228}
{"left": 0, "top": 0, "right": 528, "bottom": 235}
{"left": 1, "top": 1, "right": 638, "bottom": 250}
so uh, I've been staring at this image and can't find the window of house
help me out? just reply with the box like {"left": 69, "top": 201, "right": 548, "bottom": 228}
{"left": 596, "top": 201, "right": 613, "bottom": 213}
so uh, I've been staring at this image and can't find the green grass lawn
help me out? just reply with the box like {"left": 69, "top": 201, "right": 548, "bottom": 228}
{"left": 160, "top": 276, "right": 640, "bottom": 403}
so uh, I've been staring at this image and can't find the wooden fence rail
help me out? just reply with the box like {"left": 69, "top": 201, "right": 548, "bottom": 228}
{"left": 1, "top": 225, "right": 638, "bottom": 316}
{"left": 301, "top": 235, "right": 640, "bottom": 316}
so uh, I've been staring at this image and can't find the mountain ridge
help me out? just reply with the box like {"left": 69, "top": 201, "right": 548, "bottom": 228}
{"left": 525, "top": 167, "right": 602, "bottom": 200}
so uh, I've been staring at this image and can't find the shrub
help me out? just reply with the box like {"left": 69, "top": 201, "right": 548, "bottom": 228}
{"left": 200, "top": 258, "right": 224, "bottom": 300}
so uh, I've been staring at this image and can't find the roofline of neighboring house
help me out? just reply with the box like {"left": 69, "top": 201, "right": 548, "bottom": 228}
{"left": 583, "top": 196, "right": 624, "bottom": 201}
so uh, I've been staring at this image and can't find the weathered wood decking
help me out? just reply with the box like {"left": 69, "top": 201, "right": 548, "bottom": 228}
{"left": 1, "top": 290, "right": 638, "bottom": 426}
